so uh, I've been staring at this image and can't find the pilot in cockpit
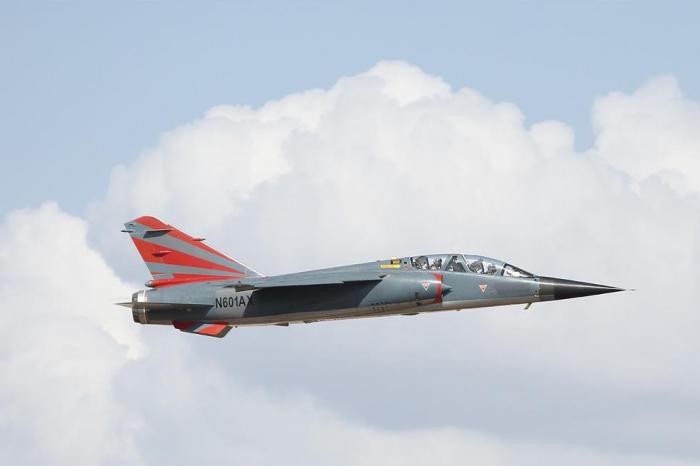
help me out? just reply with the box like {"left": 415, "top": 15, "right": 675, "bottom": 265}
{"left": 412, "top": 256, "right": 429, "bottom": 269}
{"left": 468, "top": 259, "right": 484, "bottom": 274}
{"left": 430, "top": 258, "right": 443, "bottom": 270}
{"left": 446, "top": 256, "right": 466, "bottom": 272}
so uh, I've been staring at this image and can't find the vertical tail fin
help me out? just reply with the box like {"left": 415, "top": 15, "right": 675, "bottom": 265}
{"left": 123, "top": 216, "right": 261, "bottom": 287}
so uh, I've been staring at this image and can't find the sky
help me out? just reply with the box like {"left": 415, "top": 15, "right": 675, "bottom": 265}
{"left": 2, "top": 0, "right": 700, "bottom": 215}
{"left": 1, "top": 1, "right": 700, "bottom": 465}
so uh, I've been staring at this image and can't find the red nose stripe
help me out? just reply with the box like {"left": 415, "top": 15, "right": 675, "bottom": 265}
{"left": 432, "top": 273, "right": 443, "bottom": 304}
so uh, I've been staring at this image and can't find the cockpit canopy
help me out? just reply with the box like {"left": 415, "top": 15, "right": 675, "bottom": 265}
{"left": 409, "top": 254, "right": 533, "bottom": 278}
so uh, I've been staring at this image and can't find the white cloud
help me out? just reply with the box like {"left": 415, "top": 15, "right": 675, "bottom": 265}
{"left": 4, "top": 205, "right": 693, "bottom": 466}
{"left": 7, "top": 62, "right": 698, "bottom": 463}
{"left": 591, "top": 75, "right": 700, "bottom": 194}
{"left": 0, "top": 202, "right": 143, "bottom": 465}
{"left": 360, "top": 60, "right": 452, "bottom": 105}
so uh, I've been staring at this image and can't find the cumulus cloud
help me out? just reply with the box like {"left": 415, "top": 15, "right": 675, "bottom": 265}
{"left": 4, "top": 205, "right": 690, "bottom": 466}
{"left": 590, "top": 75, "right": 700, "bottom": 195}
{"left": 5, "top": 62, "right": 700, "bottom": 464}
{"left": 0, "top": 203, "right": 143, "bottom": 465}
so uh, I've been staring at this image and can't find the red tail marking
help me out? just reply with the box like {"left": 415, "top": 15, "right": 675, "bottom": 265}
{"left": 148, "top": 273, "right": 242, "bottom": 288}
{"left": 173, "top": 321, "right": 196, "bottom": 330}
{"left": 198, "top": 324, "right": 228, "bottom": 336}
{"left": 173, "top": 321, "right": 229, "bottom": 336}
{"left": 131, "top": 237, "right": 242, "bottom": 274}
{"left": 135, "top": 216, "right": 236, "bottom": 263}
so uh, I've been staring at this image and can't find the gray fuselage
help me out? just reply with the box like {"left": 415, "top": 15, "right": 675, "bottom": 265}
{"left": 131, "top": 256, "right": 551, "bottom": 327}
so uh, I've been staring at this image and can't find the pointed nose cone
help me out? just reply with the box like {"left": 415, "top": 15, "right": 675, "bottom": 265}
{"left": 538, "top": 277, "right": 625, "bottom": 301}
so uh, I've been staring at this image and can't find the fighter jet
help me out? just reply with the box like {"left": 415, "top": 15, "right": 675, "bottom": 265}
{"left": 118, "top": 216, "right": 625, "bottom": 338}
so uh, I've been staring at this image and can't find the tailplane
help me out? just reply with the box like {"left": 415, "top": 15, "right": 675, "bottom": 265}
{"left": 123, "top": 216, "right": 261, "bottom": 287}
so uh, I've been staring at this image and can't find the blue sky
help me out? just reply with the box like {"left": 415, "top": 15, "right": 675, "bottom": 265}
{"left": 2, "top": 1, "right": 699, "bottom": 215}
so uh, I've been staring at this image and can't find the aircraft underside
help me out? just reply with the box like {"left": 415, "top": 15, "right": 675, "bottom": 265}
{"left": 132, "top": 295, "right": 540, "bottom": 328}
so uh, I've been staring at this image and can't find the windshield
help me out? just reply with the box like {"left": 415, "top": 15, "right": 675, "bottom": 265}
{"left": 502, "top": 263, "right": 532, "bottom": 278}
{"left": 409, "top": 254, "right": 533, "bottom": 278}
